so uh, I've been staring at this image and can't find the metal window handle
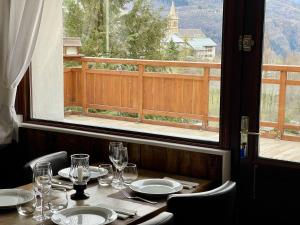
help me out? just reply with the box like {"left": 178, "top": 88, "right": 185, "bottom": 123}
{"left": 240, "top": 131, "right": 260, "bottom": 136}
{"left": 240, "top": 116, "right": 260, "bottom": 159}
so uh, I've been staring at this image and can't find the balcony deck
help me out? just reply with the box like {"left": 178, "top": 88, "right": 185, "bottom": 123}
{"left": 65, "top": 114, "right": 300, "bottom": 163}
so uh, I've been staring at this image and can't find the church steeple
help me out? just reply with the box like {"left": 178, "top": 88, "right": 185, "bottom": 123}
{"left": 168, "top": 1, "right": 179, "bottom": 34}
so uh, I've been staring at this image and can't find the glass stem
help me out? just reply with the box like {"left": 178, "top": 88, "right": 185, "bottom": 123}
{"left": 40, "top": 192, "right": 44, "bottom": 219}
{"left": 118, "top": 169, "right": 123, "bottom": 186}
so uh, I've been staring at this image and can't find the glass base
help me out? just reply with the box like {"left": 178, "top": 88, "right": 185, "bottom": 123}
{"left": 112, "top": 182, "right": 126, "bottom": 190}
{"left": 33, "top": 214, "right": 51, "bottom": 222}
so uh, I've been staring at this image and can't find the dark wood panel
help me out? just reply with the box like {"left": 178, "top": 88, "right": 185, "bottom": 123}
{"left": 13, "top": 128, "right": 222, "bottom": 187}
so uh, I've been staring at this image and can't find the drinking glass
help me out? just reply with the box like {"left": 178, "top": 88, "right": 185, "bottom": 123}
{"left": 69, "top": 154, "right": 90, "bottom": 185}
{"left": 110, "top": 146, "right": 128, "bottom": 189}
{"left": 16, "top": 189, "right": 35, "bottom": 216}
{"left": 123, "top": 163, "right": 138, "bottom": 184}
{"left": 98, "top": 164, "right": 114, "bottom": 186}
{"left": 69, "top": 154, "right": 91, "bottom": 200}
{"left": 109, "top": 142, "right": 123, "bottom": 183}
{"left": 32, "top": 161, "right": 52, "bottom": 222}
{"left": 48, "top": 187, "right": 68, "bottom": 214}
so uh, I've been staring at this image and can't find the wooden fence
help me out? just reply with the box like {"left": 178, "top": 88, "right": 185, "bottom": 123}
{"left": 64, "top": 57, "right": 300, "bottom": 141}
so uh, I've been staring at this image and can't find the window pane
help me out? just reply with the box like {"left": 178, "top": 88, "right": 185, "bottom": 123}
{"left": 32, "top": 0, "right": 224, "bottom": 142}
{"left": 260, "top": 0, "right": 300, "bottom": 162}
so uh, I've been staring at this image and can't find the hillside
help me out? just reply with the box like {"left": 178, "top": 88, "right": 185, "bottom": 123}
{"left": 153, "top": 0, "right": 300, "bottom": 58}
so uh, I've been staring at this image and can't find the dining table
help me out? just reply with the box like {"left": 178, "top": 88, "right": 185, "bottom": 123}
{"left": 0, "top": 168, "right": 212, "bottom": 225}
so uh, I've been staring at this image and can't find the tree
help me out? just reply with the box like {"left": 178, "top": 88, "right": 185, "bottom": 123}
{"left": 63, "top": 0, "right": 131, "bottom": 57}
{"left": 112, "top": 0, "right": 168, "bottom": 60}
{"left": 164, "top": 40, "right": 180, "bottom": 60}
{"left": 64, "top": 0, "right": 168, "bottom": 59}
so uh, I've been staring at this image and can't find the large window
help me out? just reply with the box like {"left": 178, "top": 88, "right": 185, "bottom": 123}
{"left": 30, "top": 0, "right": 226, "bottom": 144}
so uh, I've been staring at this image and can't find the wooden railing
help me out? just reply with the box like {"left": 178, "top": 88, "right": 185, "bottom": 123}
{"left": 64, "top": 57, "right": 300, "bottom": 141}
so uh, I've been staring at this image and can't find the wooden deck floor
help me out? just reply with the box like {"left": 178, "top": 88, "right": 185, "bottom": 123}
{"left": 64, "top": 114, "right": 300, "bottom": 163}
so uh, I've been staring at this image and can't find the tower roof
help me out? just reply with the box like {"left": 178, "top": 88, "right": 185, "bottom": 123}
{"left": 168, "top": 1, "right": 178, "bottom": 19}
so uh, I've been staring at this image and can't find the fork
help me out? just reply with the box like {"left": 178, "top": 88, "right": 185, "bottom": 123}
{"left": 121, "top": 191, "right": 158, "bottom": 204}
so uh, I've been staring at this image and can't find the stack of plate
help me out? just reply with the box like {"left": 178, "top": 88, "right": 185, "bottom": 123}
{"left": 51, "top": 206, "right": 117, "bottom": 225}
{"left": 0, "top": 189, "right": 33, "bottom": 209}
{"left": 129, "top": 179, "right": 183, "bottom": 196}
{"left": 58, "top": 166, "right": 107, "bottom": 180}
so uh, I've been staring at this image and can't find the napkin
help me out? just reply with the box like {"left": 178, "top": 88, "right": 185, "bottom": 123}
{"left": 96, "top": 203, "right": 137, "bottom": 218}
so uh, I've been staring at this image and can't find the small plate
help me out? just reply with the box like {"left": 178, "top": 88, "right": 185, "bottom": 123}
{"left": 129, "top": 179, "right": 183, "bottom": 196}
{"left": 58, "top": 166, "right": 107, "bottom": 180}
{"left": 0, "top": 189, "right": 33, "bottom": 209}
{"left": 51, "top": 206, "right": 117, "bottom": 225}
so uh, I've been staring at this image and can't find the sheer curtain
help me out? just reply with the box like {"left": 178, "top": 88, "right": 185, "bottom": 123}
{"left": 0, "top": 0, "right": 44, "bottom": 145}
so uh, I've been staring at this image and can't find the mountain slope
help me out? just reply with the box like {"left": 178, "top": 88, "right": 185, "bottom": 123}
{"left": 154, "top": 0, "right": 300, "bottom": 57}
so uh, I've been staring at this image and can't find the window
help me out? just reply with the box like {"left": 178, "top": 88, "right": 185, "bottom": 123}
{"left": 258, "top": 0, "right": 300, "bottom": 163}
{"left": 24, "top": 0, "right": 241, "bottom": 148}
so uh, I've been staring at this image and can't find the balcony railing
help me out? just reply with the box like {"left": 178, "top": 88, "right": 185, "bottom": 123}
{"left": 64, "top": 56, "right": 300, "bottom": 142}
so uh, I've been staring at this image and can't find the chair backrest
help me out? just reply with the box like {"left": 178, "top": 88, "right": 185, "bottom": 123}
{"left": 137, "top": 212, "right": 174, "bottom": 225}
{"left": 24, "top": 151, "right": 68, "bottom": 182}
{"left": 167, "top": 180, "right": 236, "bottom": 225}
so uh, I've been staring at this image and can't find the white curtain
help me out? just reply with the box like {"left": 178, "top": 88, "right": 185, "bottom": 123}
{"left": 0, "top": 0, "right": 44, "bottom": 144}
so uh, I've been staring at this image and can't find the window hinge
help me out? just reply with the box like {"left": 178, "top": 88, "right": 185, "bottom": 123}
{"left": 239, "top": 35, "right": 255, "bottom": 52}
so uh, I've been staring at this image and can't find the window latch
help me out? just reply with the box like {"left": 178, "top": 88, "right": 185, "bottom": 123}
{"left": 239, "top": 35, "right": 255, "bottom": 52}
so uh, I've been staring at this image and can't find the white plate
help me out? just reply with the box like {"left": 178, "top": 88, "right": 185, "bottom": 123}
{"left": 51, "top": 206, "right": 117, "bottom": 225}
{"left": 129, "top": 179, "right": 183, "bottom": 196}
{"left": 0, "top": 189, "right": 34, "bottom": 209}
{"left": 58, "top": 166, "right": 107, "bottom": 180}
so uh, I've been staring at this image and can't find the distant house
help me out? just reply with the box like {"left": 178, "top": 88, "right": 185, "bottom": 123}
{"left": 188, "top": 38, "right": 217, "bottom": 61}
{"left": 63, "top": 37, "right": 82, "bottom": 56}
{"left": 166, "top": 1, "right": 217, "bottom": 61}
{"left": 162, "top": 34, "right": 186, "bottom": 47}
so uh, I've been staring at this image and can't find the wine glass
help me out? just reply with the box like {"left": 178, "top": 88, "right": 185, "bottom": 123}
{"left": 110, "top": 146, "right": 128, "bottom": 189}
{"left": 109, "top": 142, "right": 123, "bottom": 184}
{"left": 32, "top": 161, "right": 52, "bottom": 222}
{"left": 69, "top": 154, "right": 91, "bottom": 200}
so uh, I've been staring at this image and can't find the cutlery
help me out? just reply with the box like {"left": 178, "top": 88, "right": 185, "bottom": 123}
{"left": 51, "top": 183, "right": 73, "bottom": 190}
{"left": 117, "top": 213, "right": 129, "bottom": 220}
{"left": 52, "top": 178, "right": 73, "bottom": 186}
{"left": 121, "top": 191, "right": 158, "bottom": 204}
{"left": 164, "top": 177, "right": 198, "bottom": 189}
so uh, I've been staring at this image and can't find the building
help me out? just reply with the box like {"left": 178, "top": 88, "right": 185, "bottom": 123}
{"left": 63, "top": 37, "right": 82, "bottom": 56}
{"left": 189, "top": 38, "right": 217, "bottom": 61}
{"left": 166, "top": 1, "right": 217, "bottom": 61}
{"left": 168, "top": 1, "right": 179, "bottom": 35}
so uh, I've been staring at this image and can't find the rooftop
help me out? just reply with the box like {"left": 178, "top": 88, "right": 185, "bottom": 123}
{"left": 188, "top": 38, "right": 217, "bottom": 50}
{"left": 63, "top": 37, "right": 82, "bottom": 47}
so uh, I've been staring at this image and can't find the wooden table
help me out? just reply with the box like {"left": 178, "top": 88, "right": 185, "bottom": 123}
{"left": 0, "top": 169, "right": 212, "bottom": 225}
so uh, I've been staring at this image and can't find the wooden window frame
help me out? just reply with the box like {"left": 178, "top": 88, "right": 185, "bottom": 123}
{"left": 16, "top": 0, "right": 244, "bottom": 151}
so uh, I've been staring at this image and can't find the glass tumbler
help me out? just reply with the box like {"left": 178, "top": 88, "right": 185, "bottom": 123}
{"left": 98, "top": 164, "right": 114, "bottom": 186}
{"left": 16, "top": 189, "right": 35, "bottom": 216}
{"left": 123, "top": 163, "right": 138, "bottom": 184}
{"left": 48, "top": 187, "right": 68, "bottom": 214}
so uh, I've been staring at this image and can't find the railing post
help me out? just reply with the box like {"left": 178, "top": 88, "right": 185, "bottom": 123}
{"left": 81, "top": 61, "right": 88, "bottom": 114}
{"left": 203, "top": 67, "right": 210, "bottom": 129}
{"left": 278, "top": 70, "right": 287, "bottom": 139}
{"left": 138, "top": 64, "right": 144, "bottom": 122}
